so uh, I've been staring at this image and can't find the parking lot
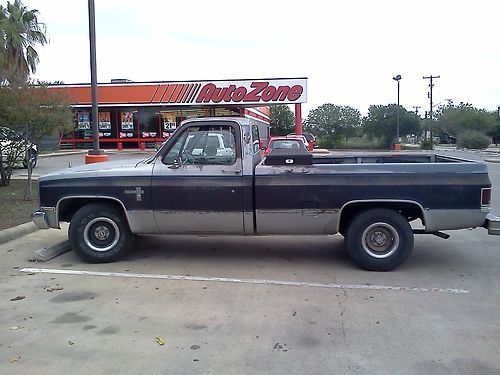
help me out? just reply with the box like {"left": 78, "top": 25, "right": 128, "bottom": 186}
{"left": 2, "top": 149, "right": 500, "bottom": 374}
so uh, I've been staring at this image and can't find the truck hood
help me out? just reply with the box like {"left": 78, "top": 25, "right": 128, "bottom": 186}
{"left": 39, "top": 157, "right": 151, "bottom": 181}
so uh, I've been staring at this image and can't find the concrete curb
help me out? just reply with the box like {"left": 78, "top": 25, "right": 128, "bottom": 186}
{"left": 39, "top": 150, "right": 88, "bottom": 158}
{"left": 0, "top": 221, "right": 38, "bottom": 245}
{"left": 10, "top": 175, "right": 39, "bottom": 180}
{"left": 31, "top": 240, "right": 71, "bottom": 262}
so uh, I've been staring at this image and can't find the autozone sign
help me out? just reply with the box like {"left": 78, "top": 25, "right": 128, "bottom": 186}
{"left": 163, "top": 78, "right": 307, "bottom": 105}
{"left": 53, "top": 78, "right": 307, "bottom": 107}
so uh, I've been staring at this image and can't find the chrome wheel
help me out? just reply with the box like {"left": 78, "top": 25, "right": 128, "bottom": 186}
{"left": 361, "top": 222, "right": 400, "bottom": 259}
{"left": 83, "top": 217, "right": 120, "bottom": 252}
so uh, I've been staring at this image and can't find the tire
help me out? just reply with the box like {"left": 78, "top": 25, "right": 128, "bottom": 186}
{"left": 68, "top": 203, "right": 134, "bottom": 263}
{"left": 345, "top": 208, "right": 413, "bottom": 271}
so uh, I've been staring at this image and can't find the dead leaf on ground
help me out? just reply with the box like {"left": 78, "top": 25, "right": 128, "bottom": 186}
{"left": 155, "top": 337, "right": 165, "bottom": 346}
{"left": 10, "top": 326, "right": 23, "bottom": 330}
{"left": 10, "top": 356, "right": 21, "bottom": 363}
{"left": 10, "top": 296, "right": 25, "bottom": 302}
{"left": 45, "top": 287, "right": 64, "bottom": 292}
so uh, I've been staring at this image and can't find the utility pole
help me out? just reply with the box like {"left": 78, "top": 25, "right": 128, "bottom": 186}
{"left": 413, "top": 106, "right": 421, "bottom": 115}
{"left": 423, "top": 75, "right": 440, "bottom": 149}
{"left": 392, "top": 75, "right": 402, "bottom": 150}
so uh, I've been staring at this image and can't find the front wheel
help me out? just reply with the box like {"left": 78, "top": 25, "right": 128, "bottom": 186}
{"left": 345, "top": 208, "right": 414, "bottom": 271}
{"left": 69, "top": 203, "right": 134, "bottom": 263}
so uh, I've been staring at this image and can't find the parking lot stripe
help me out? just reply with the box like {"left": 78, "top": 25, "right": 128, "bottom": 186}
{"left": 20, "top": 268, "right": 470, "bottom": 294}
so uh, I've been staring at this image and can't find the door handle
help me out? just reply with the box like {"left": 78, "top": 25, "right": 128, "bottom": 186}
{"left": 222, "top": 169, "right": 241, "bottom": 174}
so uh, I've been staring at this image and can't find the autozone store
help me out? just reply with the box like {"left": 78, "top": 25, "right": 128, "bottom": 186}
{"left": 49, "top": 78, "right": 307, "bottom": 150}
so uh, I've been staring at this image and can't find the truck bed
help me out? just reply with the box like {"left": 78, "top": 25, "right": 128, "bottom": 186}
{"left": 311, "top": 153, "right": 471, "bottom": 165}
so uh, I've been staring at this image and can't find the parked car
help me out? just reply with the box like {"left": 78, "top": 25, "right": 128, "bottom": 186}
{"left": 439, "top": 135, "right": 457, "bottom": 144}
{"left": 0, "top": 127, "right": 38, "bottom": 168}
{"left": 286, "top": 134, "right": 308, "bottom": 146}
{"left": 264, "top": 136, "right": 308, "bottom": 157}
{"left": 288, "top": 132, "right": 316, "bottom": 150}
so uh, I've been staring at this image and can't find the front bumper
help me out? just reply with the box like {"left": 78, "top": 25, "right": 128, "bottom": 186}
{"left": 32, "top": 207, "right": 57, "bottom": 229}
{"left": 484, "top": 213, "right": 500, "bottom": 235}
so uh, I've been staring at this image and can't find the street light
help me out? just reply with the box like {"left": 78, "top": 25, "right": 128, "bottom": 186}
{"left": 392, "top": 75, "right": 401, "bottom": 147}
{"left": 85, "top": 0, "right": 108, "bottom": 164}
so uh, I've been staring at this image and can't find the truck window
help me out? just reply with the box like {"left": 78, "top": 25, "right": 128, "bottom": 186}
{"left": 162, "top": 125, "right": 237, "bottom": 165}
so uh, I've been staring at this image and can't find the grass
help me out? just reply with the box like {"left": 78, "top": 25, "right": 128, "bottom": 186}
{"left": 0, "top": 180, "right": 38, "bottom": 230}
{"left": 327, "top": 137, "right": 386, "bottom": 150}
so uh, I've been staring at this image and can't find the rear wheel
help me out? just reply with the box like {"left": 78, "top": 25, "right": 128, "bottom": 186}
{"left": 69, "top": 203, "right": 134, "bottom": 263}
{"left": 345, "top": 208, "right": 413, "bottom": 271}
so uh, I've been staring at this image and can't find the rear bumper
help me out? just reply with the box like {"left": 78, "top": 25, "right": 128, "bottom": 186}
{"left": 484, "top": 213, "right": 500, "bottom": 235}
{"left": 32, "top": 207, "right": 57, "bottom": 229}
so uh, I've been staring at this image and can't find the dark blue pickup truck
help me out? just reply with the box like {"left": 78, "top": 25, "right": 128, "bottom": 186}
{"left": 33, "top": 117, "right": 500, "bottom": 271}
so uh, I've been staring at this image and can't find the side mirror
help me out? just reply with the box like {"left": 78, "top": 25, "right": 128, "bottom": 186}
{"left": 168, "top": 158, "right": 181, "bottom": 169}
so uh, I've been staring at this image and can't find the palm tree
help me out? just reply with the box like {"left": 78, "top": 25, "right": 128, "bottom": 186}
{"left": 0, "top": 0, "right": 47, "bottom": 85}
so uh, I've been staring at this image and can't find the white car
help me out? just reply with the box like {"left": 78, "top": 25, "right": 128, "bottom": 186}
{"left": 0, "top": 127, "right": 38, "bottom": 168}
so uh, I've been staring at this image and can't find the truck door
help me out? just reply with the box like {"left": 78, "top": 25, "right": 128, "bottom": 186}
{"left": 152, "top": 122, "right": 244, "bottom": 234}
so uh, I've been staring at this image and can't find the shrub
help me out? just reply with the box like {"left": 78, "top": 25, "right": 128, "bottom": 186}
{"left": 344, "top": 137, "right": 383, "bottom": 150}
{"left": 456, "top": 130, "right": 491, "bottom": 149}
{"left": 420, "top": 140, "right": 434, "bottom": 150}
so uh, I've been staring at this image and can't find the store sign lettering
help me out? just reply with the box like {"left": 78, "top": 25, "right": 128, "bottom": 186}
{"left": 195, "top": 81, "right": 304, "bottom": 104}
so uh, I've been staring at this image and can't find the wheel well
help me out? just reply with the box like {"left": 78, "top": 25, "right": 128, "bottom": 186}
{"left": 58, "top": 198, "right": 127, "bottom": 223}
{"left": 338, "top": 201, "right": 425, "bottom": 234}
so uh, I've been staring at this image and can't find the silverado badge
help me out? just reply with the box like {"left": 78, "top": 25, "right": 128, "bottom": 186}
{"left": 124, "top": 187, "right": 144, "bottom": 201}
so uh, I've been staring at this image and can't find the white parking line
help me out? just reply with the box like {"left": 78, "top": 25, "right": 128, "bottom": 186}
{"left": 20, "top": 267, "right": 470, "bottom": 294}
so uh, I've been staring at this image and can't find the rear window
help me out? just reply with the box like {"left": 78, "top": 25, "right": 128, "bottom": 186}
{"left": 270, "top": 140, "right": 303, "bottom": 149}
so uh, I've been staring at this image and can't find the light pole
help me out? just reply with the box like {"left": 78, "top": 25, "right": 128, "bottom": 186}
{"left": 85, "top": 0, "right": 108, "bottom": 164}
{"left": 392, "top": 75, "right": 401, "bottom": 148}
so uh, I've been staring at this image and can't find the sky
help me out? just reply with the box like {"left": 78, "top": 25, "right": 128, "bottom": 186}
{"left": 19, "top": 0, "right": 500, "bottom": 117}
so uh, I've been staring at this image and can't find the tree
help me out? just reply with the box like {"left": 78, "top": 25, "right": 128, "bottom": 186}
{"left": 488, "top": 111, "right": 500, "bottom": 146}
{"left": 304, "top": 103, "right": 361, "bottom": 148}
{"left": 0, "top": 84, "right": 72, "bottom": 198}
{"left": 363, "top": 105, "right": 421, "bottom": 148}
{"left": 0, "top": 0, "right": 47, "bottom": 85}
{"left": 434, "top": 101, "right": 495, "bottom": 139}
{"left": 270, "top": 104, "right": 294, "bottom": 136}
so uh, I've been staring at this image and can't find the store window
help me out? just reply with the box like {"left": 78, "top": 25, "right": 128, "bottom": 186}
{"left": 98, "top": 111, "right": 113, "bottom": 139}
{"left": 214, "top": 107, "right": 240, "bottom": 117}
{"left": 139, "top": 107, "right": 160, "bottom": 138}
{"left": 119, "top": 109, "right": 138, "bottom": 139}
{"left": 75, "top": 110, "right": 92, "bottom": 139}
{"left": 160, "top": 110, "right": 180, "bottom": 138}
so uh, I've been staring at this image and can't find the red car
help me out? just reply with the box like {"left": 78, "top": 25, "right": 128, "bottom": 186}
{"left": 264, "top": 136, "right": 308, "bottom": 157}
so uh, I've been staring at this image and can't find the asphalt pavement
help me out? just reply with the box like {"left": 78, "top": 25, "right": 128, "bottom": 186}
{"left": 11, "top": 150, "right": 155, "bottom": 180}
{"left": 1, "top": 148, "right": 499, "bottom": 374}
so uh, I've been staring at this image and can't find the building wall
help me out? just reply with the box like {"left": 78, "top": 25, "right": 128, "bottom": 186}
{"left": 49, "top": 78, "right": 306, "bottom": 149}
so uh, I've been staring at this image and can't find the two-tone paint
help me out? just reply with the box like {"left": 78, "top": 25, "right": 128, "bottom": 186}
{"left": 35, "top": 117, "right": 496, "bottom": 237}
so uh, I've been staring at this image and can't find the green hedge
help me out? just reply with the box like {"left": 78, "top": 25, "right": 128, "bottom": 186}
{"left": 456, "top": 130, "right": 491, "bottom": 149}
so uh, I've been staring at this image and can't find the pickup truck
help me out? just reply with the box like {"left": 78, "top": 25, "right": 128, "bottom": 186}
{"left": 33, "top": 117, "right": 500, "bottom": 271}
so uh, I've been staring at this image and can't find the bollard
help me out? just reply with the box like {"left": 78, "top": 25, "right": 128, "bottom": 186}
{"left": 85, "top": 154, "right": 109, "bottom": 164}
